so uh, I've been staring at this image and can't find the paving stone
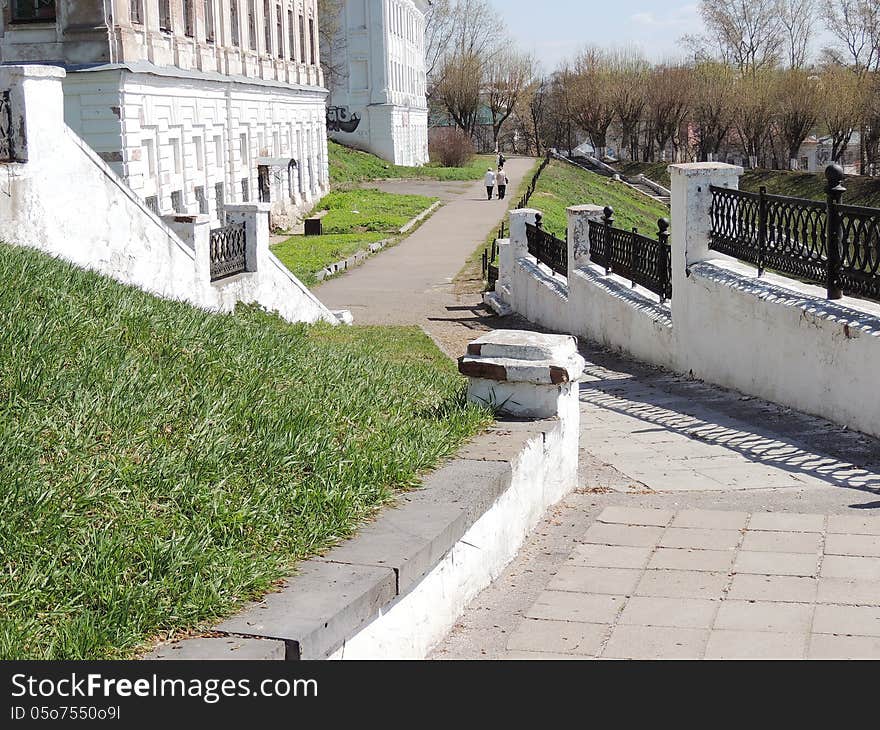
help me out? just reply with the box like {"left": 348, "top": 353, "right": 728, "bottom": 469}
{"left": 740, "top": 530, "right": 822, "bottom": 554}
{"left": 635, "top": 570, "right": 728, "bottom": 600}
{"left": 820, "top": 555, "right": 880, "bottom": 581}
{"left": 747, "top": 512, "right": 825, "bottom": 533}
{"left": 596, "top": 506, "right": 673, "bottom": 527}
{"left": 714, "top": 600, "right": 814, "bottom": 633}
{"left": 812, "top": 604, "right": 880, "bottom": 636}
{"left": 618, "top": 596, "right": 718, "bottom": 629}
{"left": 525, "top": 591, "right": 625, "bottom": 624}
{"left": 824, "top": 533, "right": 880, "bottom": 558}
{"left": 704, "top": 630, "right": 806, "bottom": 659}
{"left": 728, "top": 574, "right": 818, "bottom": 603}
{"left": 568, "top": 543, "right": 653, "bottom": 569}
{"left": 648, "top": 548, "right": 736, "bottom": 573}
{"left": 671, "top": 509, "right": 749, "bottom": 530}
{"left": 602, "top": 625, "right": 709, "bottom": 659}
{"left": 660, "top": 527, "right": 742, "bottom": 551}
{"left": 504, "top": 651, "right": 586, "bottom": 660}
{"left": 808, "top": 634, "right": 880, "bottom": 659}
{"left": 506, "top": 618, "right": 608, "bottom": 656}
{"left": 827, "top": 515, "right": 880, "bottom": 536}
{"left": 143, "top": 637, "right": 286, "bottom": 661}
{"left": 620, "top": 468, "right": 728, "bottom": 492}
{"left": 733, "top": 551, "right": 818, "bottom": 577}
{"left": 547, "top": 566, "right": 642, "bottom": 595}
{"left": 816, "top": 578, "right": 880, "bottom": 606}
{"left": 581, "top": 522, "right": 665, "bottom": 548}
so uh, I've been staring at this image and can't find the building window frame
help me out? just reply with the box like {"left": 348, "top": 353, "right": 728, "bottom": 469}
{"left": 205, "top": 0, "right": 215, "bottom": 43}
{"left": 183, "top": 0, "right": 195, "bottom": 37}
{"left": 130, "top": 0, "right": 143, "bottom": 24}
{"left": 159, "top": 0, "right": 173, "bottom": 33}
{"left": 299, "top": 13, "right": 305, "bottom": 64}
{"left": 10, "top": 0, "right": 55, "bottom": 23}
{"left": 248, "top": 0, "right": 258, "bottom": 50}
{"left": 276, "top": 3, "right": 284, "bottom": 59}
{"left": 230, "top": 0, "right": 240, "bottom": 46}
{"left": 309, "top": 17, "right": 315, "bottom": 65}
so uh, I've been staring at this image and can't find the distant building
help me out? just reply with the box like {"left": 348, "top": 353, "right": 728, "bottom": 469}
{"left": 325, "top": 0, "right": 428, "bottom": 166}
{"left": 0, "top": 1, "right": 330, "bottom": 228}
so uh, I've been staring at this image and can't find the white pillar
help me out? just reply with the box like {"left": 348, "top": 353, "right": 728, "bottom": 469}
{"left": 566, "top": 204, "right": 604, "bottom": 273}
{"left": 163, "top": 213, "right": 213, "bottom": 287}
{"left": 0, "top": 65, "right": 67, "bottom": 164}
{"left": 224, "top": 202, "right": 271, "bottom": 273}
{"left": 508, "top": 208, "right": 539, "bottom": 262}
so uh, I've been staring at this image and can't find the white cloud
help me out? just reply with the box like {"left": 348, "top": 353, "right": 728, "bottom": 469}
{"left": 630, "top": 4, "right": 699, "bottom": 29}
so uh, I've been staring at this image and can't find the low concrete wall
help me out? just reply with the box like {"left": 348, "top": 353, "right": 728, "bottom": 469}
{"left": 0, "top": 65, "right": 335, "bottom": 326}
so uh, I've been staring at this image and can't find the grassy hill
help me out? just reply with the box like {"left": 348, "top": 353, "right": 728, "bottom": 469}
{"left": 0, "top": 243, "right": 489, "bottom": 659}
{"left": 328, "top": 140, "right": 493, "bottom": 186}
{"left": 616, "top": 160, "right": 880, "bottom": 207}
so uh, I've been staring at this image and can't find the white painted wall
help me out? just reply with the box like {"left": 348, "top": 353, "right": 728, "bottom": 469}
{"left": 0, "top": 65, "right": 335, "bottom": 326}
{"left": 496, "top": 165, "right": 880, "bottom": 439}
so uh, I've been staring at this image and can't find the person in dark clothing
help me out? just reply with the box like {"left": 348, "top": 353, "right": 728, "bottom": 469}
{"left": 498, "top": 152, "right": 506, "bottom": 168}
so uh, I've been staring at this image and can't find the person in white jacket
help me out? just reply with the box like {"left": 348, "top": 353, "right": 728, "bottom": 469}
{"left": 484, "top": 168, "right": 496, "bottom": 200}
{"left": 496, "top": 167, "right": 509, "bottom": 200}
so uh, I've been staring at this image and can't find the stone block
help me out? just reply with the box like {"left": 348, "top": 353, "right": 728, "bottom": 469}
{"left": 603, "top": 625, "right": 709, "bottom": 659}
{"left": 524, "top": 590, "right": 624, "bottom": 624}
{"left": 506, "top": 618, "right": 608, "bottom": 656}
{"left": 216, "top": 560, "right": 396, "bottom": 660}
{"left": 740, "top": 530, "right": 821, "bottom": 554}
{"left": 824, "top": 533, "right": 880, "bottom": 557}
{"left": 714, "top": 600, "right": 814, "bottom": 633}
{"left": 827, "top": 515, "right": 880, "bottom": 536}
{"left": 143, "top": 637, "right": 286, "bottom": 661}
{"left": 808, "top": 634, "right": 880, "bottom": 659}
{"left": 747, "top": 512, "right": 825, "bottom": 533}
{"left": 670, "top": 509, "right": 749, "bottom": 530}
{"left": 547, "top": 566, "right": 642, "bottom": 595}
{"left": 320, "top": 501, "right": 467, "bottom": 595}
{"left": 816, "top": 578, "right": 880, "bottom": 606}
{"left": 649, "top": 548, "right": 736, "bottom": 573}
{"left": 582, "top": 522, "right": 665, "bottom": 548}
{"left": 734, "top": 551, "right": 818, "bottom": 577}
{"left": 659, "top": 527, "right": 741, "bottom": 551}
{"left": 596, "top": 506, "right": 673, "bottom": 527}
{"left": 820, "top": 555, "right": 880, "bottom": 580}
{"left": 727, "top": 574, "right": 818, "bottom": 603}
{"left": 405, "top": 458, "right": 512, "bottom": 524}
{"left": 705, "top": 630, "right": 806, "bottom": 659}
{"left": 618, "top": 596, "right": 718, "bottom": 629}
{"left": 635, "top": 570, "right": 728, "bottom": 600}
{"left": 568, "top": 543, "right": 653, "bottom": 569}
{"left": 812, "top": 604, "right": 880, "bottom": 636}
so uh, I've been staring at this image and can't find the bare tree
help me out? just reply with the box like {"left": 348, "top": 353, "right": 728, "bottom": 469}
{"left": 693, "top": 61, "right": 735, "bottom": 160}
{"left": 424, "top": 0, "right": 456, "bottom": 91}
{"left": 571, "top": 49, "right": 616, "bottom": 158}
{"left": 819, "top": 64, "right": 862, "bottom": 160}
{"left": 435, "top": 50, "right": 484, "bottom": 137}
{"left": 822, "top": 0, "right": 880, "bottom": 74}
{"left": 732, "top": 70, "right": 776, "bottom": 165}
{"left": 779, "top": 0, "right": 816, "bottom": 68}
{"left": 486, "top": 52, "right": 535, "bottom": 148}
{"left": 608, "top": 49, "right": 649, "bottom": 161}
{"left": 317, "top": 0, "right": 347, "bottom": 90}
{"left": 646, "top": 64, "right": 694, "bottom": 161}
{"left": 775, "top": 68, "right": 821, "bottom": 165}
{"left": 525, "top": 76, "right": 549, "bottom": 155}
{"left": 686, "top": 0, "right": 784, "bottom": 75}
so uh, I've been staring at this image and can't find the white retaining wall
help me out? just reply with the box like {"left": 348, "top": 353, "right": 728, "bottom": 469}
{"left": 0, "top": 65, "right": 335, "bottom": 326}
{"left": 496, "top": 164, "right": 880, "bottom": 438}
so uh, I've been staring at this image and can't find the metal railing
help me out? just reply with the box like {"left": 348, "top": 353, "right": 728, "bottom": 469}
{"left": 526, "top": 216, "right": 567, "bottom": 277}
{"left": 482, "top": 238, "right": 499, "bottom": 291}
{"left": 0, "top": 90, "right": 14, "bottom": 162}
{"left": 709, "top": 164, "right": 880, "bottom": 302}
{"left": 515, "top": 150, "right": 552, "bottom": 210}
{"left": 588, "top": 207, "right": 672, "bottom": 303}
{"left": 209, "top": 222, "right": 247, "bottom": 281}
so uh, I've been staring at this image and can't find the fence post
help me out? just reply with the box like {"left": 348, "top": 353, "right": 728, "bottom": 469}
{"left": 630, "top": 228, "right": 639, "bottom": 288}
{"left": 602, "top": 206, "right": 614, "bottom": 275}
{"left": 825, "top": 163, "right": 845, "bottom": 301}
{"left": 755, "top": 185, "right": 767, "bottom": 277}
{"left": 658, "top": 217, "right": 670, "bottom": 304}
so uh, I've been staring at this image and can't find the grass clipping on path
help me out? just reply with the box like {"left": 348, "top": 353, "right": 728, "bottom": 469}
{"left": 0, "top": 243, "right": 490, "bottom": 659}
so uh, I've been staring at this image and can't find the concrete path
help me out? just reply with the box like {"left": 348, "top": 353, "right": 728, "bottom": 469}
{"left": 432, "top": 342, "right": 880, "bottom": 659}
{"left": 315, "top": 157, "right": 535, "bottom": 354}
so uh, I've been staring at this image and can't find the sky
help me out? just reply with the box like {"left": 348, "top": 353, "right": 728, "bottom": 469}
{"left": 492, "top": 0, "right": 834, "bottom": 72}
{"left": 493, "top": 0, "right": 705, "bottom": 71}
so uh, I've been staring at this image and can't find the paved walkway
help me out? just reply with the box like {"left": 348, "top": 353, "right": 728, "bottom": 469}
{"left": 432, "top": 344, "right": 880, "bottom": 659}
{"left": 315, "top": 156, "right": 535, "bottom": 356}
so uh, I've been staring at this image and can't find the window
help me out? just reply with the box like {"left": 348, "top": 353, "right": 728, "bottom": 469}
{"left": 309, "top": 18, "right": 315, "bottom": 65}
{"left": 195, "top": 186, "right": 207, "bottom": 214}
{"left": 184, "top": 0, "right": 194, "bottom": 37}
{"left": 248, "top": 1, "right": 257, "bottom": 50}
{"left": 288, "top": 9, "right": 295, "bottom": 60}
{"left": 264, "top": 0, "right": 272, "bottom": 55}
{"left": 145, "top": 196, "right": 160, "bottom": 215}
{"left": 299, "top": 14, "right": 305, "bottom": 63}
{"left": 205, "top": 0, "right": 215, "bottom": 42}
{"left": 143, "top": 139, "right": 155, "bottom": 176}
{"left": 11, "top": 0, "right": 55, "bottom": 23}
{"left": 214, "top": 135, "right": 223, "bottom": 168}
{"left": 241, "top": 178, "right": 250, "bottom": 202}
{"left": 215, "top": 183, "right": 225, "bottom": 224}
{"left": 159, "top": 0, "right": 172, "bottom": 32}
{"left": 171, "top": 190, "right": 184, "bottom": 213}
{"left": 194, "top": 137, "right": 204, "bottom": 171}
{"left": 171, "top": 139, "right": 181, "bottom": 174}
{"left": 130, "top": 0, "right": 143, "bottom": 24}
{"left": 230, "top": 0, "right": 240, "bottom": 46}
{"left": 276, "top": 4, "right": 283, "bottom": 59}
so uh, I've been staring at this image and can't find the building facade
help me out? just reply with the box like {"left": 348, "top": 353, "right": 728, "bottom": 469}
{"left": 326, "top": 0, "right": 428, "bottom": 166}
{"left": 0, "top": 1, "right": 329, "bottom": 228}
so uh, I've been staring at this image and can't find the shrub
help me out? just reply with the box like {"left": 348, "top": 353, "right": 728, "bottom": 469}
{"left": 429, "top": 128, "right": 474, "bottom": 168}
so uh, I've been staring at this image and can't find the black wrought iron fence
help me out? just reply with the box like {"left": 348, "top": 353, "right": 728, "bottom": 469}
{"left": 709, "top": 164, "right": 880, "bottom": 302}
{"left": 209, "top": 222, "right": 247, "bottom": 281}
{"left": 0, "top": 90, "right": 14, "bottom": 162}
{"left": 526, "top": 217, "right": 567, "bottom": 277}
{"left": 587, "top": 207, "right": 672, "bottom": 303}
{"left": 482, "top": 238, "right": 499, "bottom": 291}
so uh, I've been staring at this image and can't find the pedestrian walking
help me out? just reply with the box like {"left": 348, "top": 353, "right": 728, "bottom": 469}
{"left": 484, "top": 168, "right": 496, "bottom": 200}
{"left": 498, "top": 151, "right": 506, "bottom": 168}
{"left": 496, "top": 167, "right": 508, "bottom": 200}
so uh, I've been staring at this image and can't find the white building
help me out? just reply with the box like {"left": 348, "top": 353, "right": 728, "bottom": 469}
{"left": 325, "top": 0, "right": 428, "bottom": 166}
{"left": 0, "top": 1, "right": 330, "bottom": 228}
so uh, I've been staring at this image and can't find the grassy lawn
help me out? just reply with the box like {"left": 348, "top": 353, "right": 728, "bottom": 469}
{"left": 271, "top": 232, "right": 388, "bottom": 287}
{"left": 616, "top": 161, "right": 880, "bottom": 208}
{"left": 329, "top": 140, "right": 494, "bottom": 185}
{"left": 272, "top": 188, "right": 438, "bottom": 286}
{"left": 0, "top": 243, "right": 490, "bottom": 659}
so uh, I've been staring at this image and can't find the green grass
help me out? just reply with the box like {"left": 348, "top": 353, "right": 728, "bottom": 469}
{"left": 313, "top": 188, "right": 437, "bottom": 234}
{"left": 616, "top": 161, "right": 880, "bottom": 208}
{"left": 271, "top": 232, "right": 388, "bottom": 286}
{"left": 531, "top": 161, "right": 669, "bottom": 239}
{"left": 0, "top": 243, "right": 490, "bottom": 659}
{"left": 329, "top": 140, "right": 494, "bottom": 185}
{"left": 272, "top": 188, "right": 438, "bottom": 286}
